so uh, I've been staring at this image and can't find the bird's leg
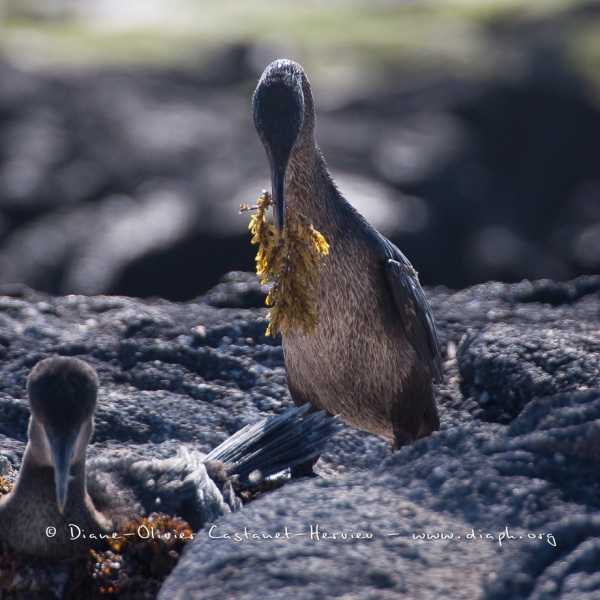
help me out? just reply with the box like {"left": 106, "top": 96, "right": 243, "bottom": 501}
{"left": 287, "top": 397, "right": 331, "bottom": 478}
{"left": 290, "top": 456, "right": 319, "bottom": 479}
{"left": 392, "top": 430, "right": 414, "bottom": 452}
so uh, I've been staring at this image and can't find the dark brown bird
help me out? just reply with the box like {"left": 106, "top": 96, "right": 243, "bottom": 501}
{"left": 0, "top": 356, "right": 337, "bottom": 559}
{"left": 252, "top": 59, "right": 444, "bottom": 455}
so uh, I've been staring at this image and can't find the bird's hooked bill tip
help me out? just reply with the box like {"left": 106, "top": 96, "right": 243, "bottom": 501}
{"left": 57, "top": 486, "right": 68, "bottom": 514}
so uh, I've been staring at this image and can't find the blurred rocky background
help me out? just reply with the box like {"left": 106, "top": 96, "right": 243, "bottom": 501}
{"left": 1, "top": 0, "right": 600, "bottom": 300}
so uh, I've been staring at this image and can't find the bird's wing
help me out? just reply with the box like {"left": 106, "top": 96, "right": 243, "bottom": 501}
{"left": 383, "top": 243, "right": 444, "bottom": 382}
{"left": 205, "top": 404, "right": 339, "bottom": 488}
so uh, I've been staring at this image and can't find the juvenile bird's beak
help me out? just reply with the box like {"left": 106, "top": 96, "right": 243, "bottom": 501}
{"left": 48, "top": 430, "right": 76, "bottom": 514}
{"left": 272, "top": 165, "right": 286, "bottom": 233}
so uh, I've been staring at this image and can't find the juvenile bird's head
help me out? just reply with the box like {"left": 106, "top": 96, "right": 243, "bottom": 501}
{"left": 27, "top": 357, "right": 98, "bottom": 513}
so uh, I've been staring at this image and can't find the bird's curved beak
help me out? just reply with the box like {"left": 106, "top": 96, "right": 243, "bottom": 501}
{"left": 272, "top": 165, "right": 286, "bottom": 233}
{"left": 47, "top": 429, "right": 76, "bottom": 514}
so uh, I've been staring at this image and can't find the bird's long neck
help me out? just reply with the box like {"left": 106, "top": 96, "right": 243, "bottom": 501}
{"left": 285, "top": 140, "right": 342, "bottom": 239}
{"left": 12, "top": 447, "right": 89, "bottom": 510}
{"left": 0, "top": 444, "right": 112, "bottom": 558}
{"left": 279, "top": 74, "right": 345, "bottom": 236}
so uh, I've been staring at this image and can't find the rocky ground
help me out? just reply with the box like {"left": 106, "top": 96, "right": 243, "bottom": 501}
{"left": 0, "top": 272, "right": 598, "bottom": 598}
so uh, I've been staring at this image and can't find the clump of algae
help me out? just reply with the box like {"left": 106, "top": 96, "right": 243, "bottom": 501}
{"left": 87, "top": 513, "right": 193, "bottom": 596}
{"left": 0, "top": 478, "right": 13, "bottom": 496}
{"left": 241, "top": 191, "right": 329, "bottom": 336}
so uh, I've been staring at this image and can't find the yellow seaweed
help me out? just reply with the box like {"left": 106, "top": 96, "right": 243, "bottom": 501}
{"left": 242, "top": 191, "right": 329, "bottom": 336}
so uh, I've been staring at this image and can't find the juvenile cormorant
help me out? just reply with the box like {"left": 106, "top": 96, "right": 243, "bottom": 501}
{"left": 0, "top": 356, "right": 337, "bottom": 559}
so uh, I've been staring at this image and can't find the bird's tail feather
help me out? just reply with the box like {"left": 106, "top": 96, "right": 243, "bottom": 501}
{"left": 205, "top": 404, "right": 339, "bottom": 488}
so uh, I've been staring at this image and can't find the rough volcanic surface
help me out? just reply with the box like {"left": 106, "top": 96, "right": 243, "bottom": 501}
{"left": 0, "top": 273, "right": 598, "bottom": 599}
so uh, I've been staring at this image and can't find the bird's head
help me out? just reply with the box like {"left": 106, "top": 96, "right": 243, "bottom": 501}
{"left": 252, "top": 59, "right": 308, "bottom": 232}
{"left": 27, "top": 357, "right": 98, "bottom": 514}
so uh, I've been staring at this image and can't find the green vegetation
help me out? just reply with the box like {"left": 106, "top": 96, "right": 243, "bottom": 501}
{"left": 569, "top": 21, "right": 600, "bottom": 103}
{"left": 1, "top": 0, "right": 596, "bottom": 78}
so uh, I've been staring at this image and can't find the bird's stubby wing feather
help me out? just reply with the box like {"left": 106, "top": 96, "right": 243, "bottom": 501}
{"left": 382, "top": 243, "right": 444, "bottom": 382}
{"left": 205, "top": 404, "right": 339, "bottom": 487}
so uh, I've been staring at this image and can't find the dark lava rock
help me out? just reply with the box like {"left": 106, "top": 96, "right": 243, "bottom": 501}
{"left": 205, "top": 271, "right": 269, "bottom": 309}
{"left": 458, "top": 322, "right": 600, "bottom": 423}
{"left": 162, "top": 390, "right": 600, "bottom": 599}
{"left": 0, "top": 273, "right": 598, "bottom": 598}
